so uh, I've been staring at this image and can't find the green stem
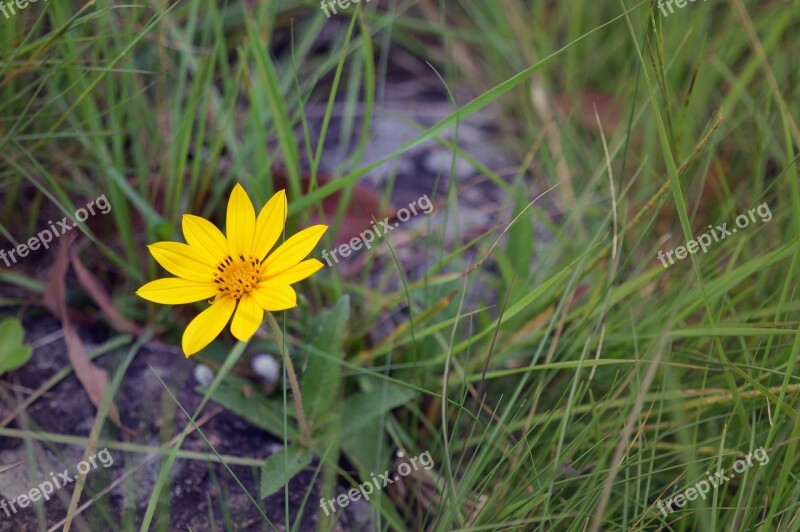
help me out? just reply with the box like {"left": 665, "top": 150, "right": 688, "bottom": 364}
{"left": 264, "top": 310, "right": 313, "bottom": 444}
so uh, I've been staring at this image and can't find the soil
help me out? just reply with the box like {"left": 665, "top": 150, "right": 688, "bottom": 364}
{"left": 0, "top": 312, "right": 341, "bottom": 532}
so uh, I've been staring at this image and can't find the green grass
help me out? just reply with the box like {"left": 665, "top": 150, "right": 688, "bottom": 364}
{"left": 1, "top": 0, "right": 799, "bottom": 530}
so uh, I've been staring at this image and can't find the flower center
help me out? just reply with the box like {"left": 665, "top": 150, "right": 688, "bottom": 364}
{"left": 214, "top": 254, "right": 261, "bottom": 300}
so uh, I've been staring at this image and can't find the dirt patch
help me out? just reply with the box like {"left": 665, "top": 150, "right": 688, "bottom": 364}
{"left": 0, "top": 312, "right": 364, "bottom": 531}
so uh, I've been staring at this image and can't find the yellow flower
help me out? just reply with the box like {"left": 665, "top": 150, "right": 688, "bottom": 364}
{"left": 137, "top": 184, "right": 327, "bottom": 357}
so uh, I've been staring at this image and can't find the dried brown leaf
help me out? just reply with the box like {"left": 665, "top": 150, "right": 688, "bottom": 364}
{"left": 69, "top": 249, "right": 141, "bottom": 335}
{"left": 273, "top": 170, "right": 395, "bottom": 246}
{"left": 47, "top": 239, "right": 124, "bottom": 430}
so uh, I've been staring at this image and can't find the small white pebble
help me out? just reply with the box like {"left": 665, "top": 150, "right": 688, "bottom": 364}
{"left": 193, "top": 364, "right": 214, "bottom": 386}
{"left": 251, "top": 354, "right": 280, "bottom": 384}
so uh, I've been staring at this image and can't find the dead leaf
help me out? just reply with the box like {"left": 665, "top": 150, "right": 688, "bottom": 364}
{"left": 554, "top": 90, "right": 623, "bottom": 132}
{"left": 46, "top": 237, "right": 126, "bottom": 432}
{"left": 69, "top": 248, "right": 141, "bottom": 335}
{"left": 272, "top": 168, "right": 395, "bottom": 246}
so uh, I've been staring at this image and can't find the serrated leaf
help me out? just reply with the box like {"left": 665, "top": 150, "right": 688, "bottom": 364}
{"left": 0, "top": 317, "right": 32, "bottom": 375}
{"left": 260, "top": 446, "right": 312, "bottom": 499}
{"left": 302, "top": 296, "right": 350, "bottom": 425}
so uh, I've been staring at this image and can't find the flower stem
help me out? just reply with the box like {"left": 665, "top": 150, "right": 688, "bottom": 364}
{"left": 264, "top": 310, "right": 313, "bottom": 444}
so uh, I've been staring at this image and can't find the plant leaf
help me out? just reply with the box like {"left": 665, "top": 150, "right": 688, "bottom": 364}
{"left": 302, "top": 296, "right": 350, "bottom": 427}
{"left": 69, "top": 248, "right": 141, "bottom": 334}
{"left": 507, "top": 192, "right": 534, "bottom": 285}
{"left": 199, "top": 374, "right": 295, "bottom": 440}
{"left": 0, "top": 318, "right": 32, "bottom": 375}
{"left": 341, "top": 387, "right": 416, "bottom": 437}
{"left": 260, "top": 446, "right": 312, "bottom": 499}
{"left": 45, "top": 241, "right": 123, "bottom": 429}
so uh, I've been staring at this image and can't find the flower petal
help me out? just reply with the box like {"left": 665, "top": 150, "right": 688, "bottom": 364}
{"left": 136, "top": 278, "right": 219, "bottom": 304}
{"left": 251, "top": 282, "right": 297, "bottom": 311}
{"left": 253, "top": 190, "right": 287, "bottom": 261}
{"left": 226, "top": 183, "right": 256, "bottom": 258}
{"left": 230, "top": 294, "right": 264, "bottom": 342}
{"left": 264, "top": 259, "right": 324, "bottom": 285}
{"left": 263, "top": 225, "right": 328, "bottom": 276}
{"left": 182, "top": 296, "right": 237, "bottom": 357}
{"left": 148, "top": 242, "right": 216, "bottom": 282}
{"left": 182, "top": 214, "right": 228, "bottom": 263}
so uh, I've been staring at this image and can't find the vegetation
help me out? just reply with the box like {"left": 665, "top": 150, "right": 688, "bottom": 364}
{"left": 1, "top": 0, "right": 798, "bottom": 529}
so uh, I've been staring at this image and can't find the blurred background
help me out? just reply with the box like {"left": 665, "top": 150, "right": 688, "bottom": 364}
{"left": 1, "top": 0, "right": 799, "bottom": 530}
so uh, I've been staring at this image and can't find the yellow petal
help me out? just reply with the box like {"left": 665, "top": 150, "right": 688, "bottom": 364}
{"left": 137, "top": 278, "right": 219, "bottom": 304}
{"left": 253, "top": 190, "right": 287, "bottom": 261}
{"left": 264, "top": 259, "right": 324, "bottom": 285}
{"left": 148, "top": 242, "right": 215, "bottom": 282}
{"left": 230, "top": 294, "right": 264, "bottom": 342}
{"left": 182, "top": 214, "right": 228, "bottom": 264}
{"left": 263, "top": 225, "right": 328, "bottom": 276}
{"left": 251, "top": 282, "right": 297, "bottom": 311}
{"left": 182, "top": 296, "right": 237, "bottom": 357}
{"left": 226, "top": 183, "right": 256, "bottom": 258}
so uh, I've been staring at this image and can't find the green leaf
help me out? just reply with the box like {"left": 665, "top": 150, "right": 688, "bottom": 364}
{"left": 341, "top": 387, "right": 416, "bottom": 437}
{"left": 260, "top": 446, "right": 312, "bottom": 499}
{"left": 0, "top": 317, "right": 32, "bottom": 375}
{"left": 507, "top": 192, "right": 534, "bottom": 284}
{"left": 198, "top": 375, "right": 296, "bottom": 440}
{"left": 341, "top": 416, "right": 393, "bottom": 477}
{"left": 340, "top": 417, "right": 406, "bottom": 531}
{"left": 302, "top": 296, "right": 350, "bottom": 426}
{"left": 245, "top": 18, "right": 302, "bottom": 197}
